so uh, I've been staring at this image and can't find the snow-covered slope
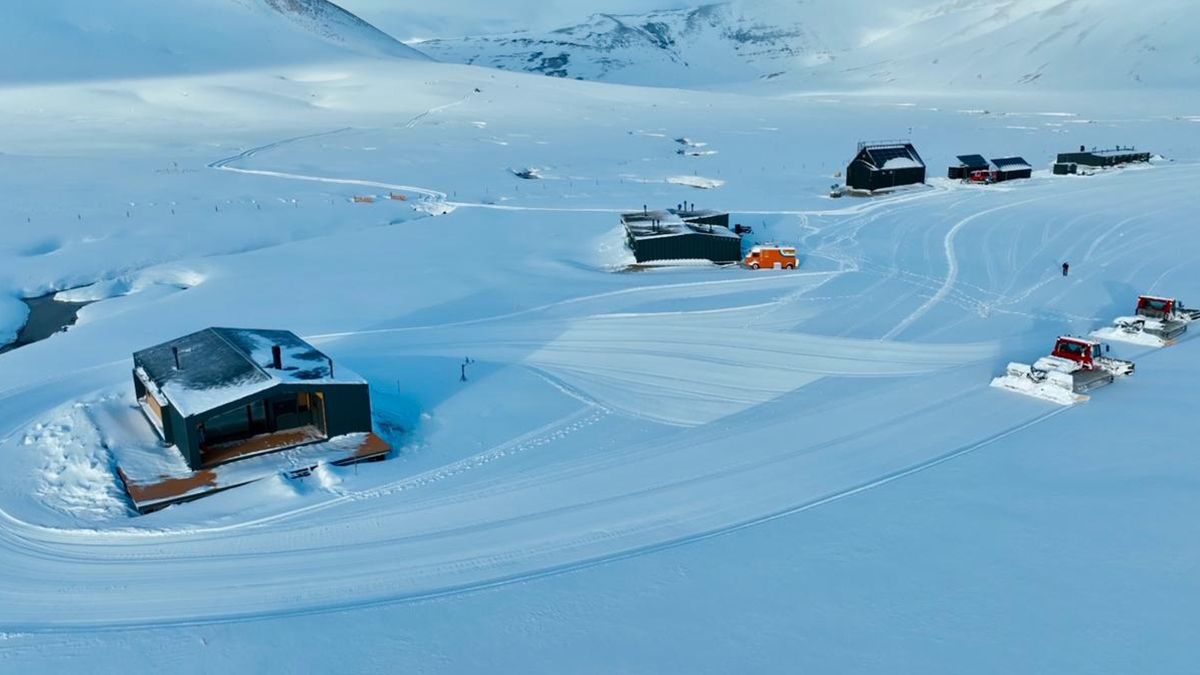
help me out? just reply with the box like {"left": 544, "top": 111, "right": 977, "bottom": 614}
{"left": 0, "top": 0, "right": 427, "bottom": 84}
{"left": 417, "top": 2, "right": 845, "bottom": 88}
{"left": 419, "top": 0, "right": 1200, "bottom": 90}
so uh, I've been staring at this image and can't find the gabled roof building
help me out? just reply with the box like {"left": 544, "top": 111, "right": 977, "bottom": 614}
{"left": 990, "top": 156, "right": 1033, "bottom": 181}
{"left": 948, "top": 154, "right": 990, "bottom": 180}
{"left": 133, "top": 327, "right": 374, "bottom": 470}
{"left": 846, "top": 141, "right": 927, "bottom": 192}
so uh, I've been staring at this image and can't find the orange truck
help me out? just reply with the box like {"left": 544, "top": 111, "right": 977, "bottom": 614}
{"left": 744, "top": 245, "right": 799, "bottom": 270}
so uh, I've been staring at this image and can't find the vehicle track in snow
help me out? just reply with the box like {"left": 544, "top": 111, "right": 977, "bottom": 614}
{"left": 0, "top": 379, "right": 1077, "bottom": 633}
{"left": 2, "top": 157, "right": 1194, "bottom": 634}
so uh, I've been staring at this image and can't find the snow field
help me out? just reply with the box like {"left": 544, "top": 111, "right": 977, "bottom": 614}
{"left": 1, "top": 45, "right": 1200, "bottom": 671}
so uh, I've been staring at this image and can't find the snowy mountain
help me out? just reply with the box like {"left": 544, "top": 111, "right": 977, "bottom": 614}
{"left": 418, "top": 0, "right": 1200, "bottom": 90}
{"left": 416, "top": 2, "right": 843, "bottom": 88}
{"left": 0, "top": 0, "right": 427, "bottom": 84}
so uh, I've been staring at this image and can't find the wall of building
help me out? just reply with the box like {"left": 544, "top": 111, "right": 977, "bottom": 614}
{"left": 848, "top": 160, "right": 926, "bottom": 191}
{"left": 171, "top": 382, "right": 375, "bottom": 470}
{"left": 629, "top": 232, "right": 742, "bottom": 264}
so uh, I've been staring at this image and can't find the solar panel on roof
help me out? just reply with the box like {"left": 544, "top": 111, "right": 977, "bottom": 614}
{"left": 956, "top": 154, "right": 989, "bottom": 169}
{"left": 991, "top": 156, "right": 1032, "bottom": 170}
{"left": 866, "top": 146, "right": 914, "bottom": 168}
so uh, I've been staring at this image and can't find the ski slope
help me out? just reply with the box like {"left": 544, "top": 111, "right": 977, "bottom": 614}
{"left": 3, "top": 7, "right": 1200, "bottom": 672}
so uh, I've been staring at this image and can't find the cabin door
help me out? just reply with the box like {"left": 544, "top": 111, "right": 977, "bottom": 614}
{"left": 311, "top": 392, "right": 328, "bottom": 436}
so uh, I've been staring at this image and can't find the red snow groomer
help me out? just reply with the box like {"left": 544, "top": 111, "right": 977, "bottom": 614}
{"left": 991, "top": 336, "right": 1134, "bottom": 405}
{"left": 1091, "top": 295, "right": 1200, "bottom": 347}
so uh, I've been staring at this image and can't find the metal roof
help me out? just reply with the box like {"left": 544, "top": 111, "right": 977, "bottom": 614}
{"left": 134, "top": 327, "right": 363, "bottom": 418}
{"left": 991, "top": 156, "right": 1032, "bottom": 171}
{"left": 956, "top": 154, "right": 990, "bottom": 169}
{"left": 861, "top": 143, "right": 925, "bottom": 170}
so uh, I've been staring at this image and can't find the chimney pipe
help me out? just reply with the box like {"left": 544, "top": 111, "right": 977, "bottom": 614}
{"left": 328, "top": 356, "right": 335, "bottom": 378}
{"left": 271, "top": 345, "right": 283, "bottom": 370}
{"left": 172, "top": 346, "right": 181, "bottom": 370}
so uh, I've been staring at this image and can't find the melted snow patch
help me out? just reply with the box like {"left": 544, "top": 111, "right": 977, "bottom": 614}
{"left": 667, "top": 176, "right": 725, "bottom": 190}
{"left": 25, "top": 405, "right": 128, "bottom": 521}
{"left": 412, "top": 199, "right": 458, "bottom": 216}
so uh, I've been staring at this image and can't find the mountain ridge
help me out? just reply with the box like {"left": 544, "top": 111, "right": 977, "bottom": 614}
{"left": 417, "top": 0, "right": 1200, "bottom": 91}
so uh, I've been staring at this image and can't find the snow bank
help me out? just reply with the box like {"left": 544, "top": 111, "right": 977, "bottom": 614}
{"left": 667, "top": 176, "right": 725, "bottom": 189}
{"left": 55, "top": 266, "right": 206, "bottom": 303}
{"left": 0, "top": 295, "right": 29, "bottom": 347}
{"left": 24, "top": 405, "right": 129, "bottom": 522}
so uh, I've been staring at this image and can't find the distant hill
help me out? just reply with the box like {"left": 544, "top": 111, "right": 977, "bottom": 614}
{"left": 0, "top": 0, "right": 429, "bottom": 84}
{"left": 417, "top": 0, "right": 1200, "bottom": 91}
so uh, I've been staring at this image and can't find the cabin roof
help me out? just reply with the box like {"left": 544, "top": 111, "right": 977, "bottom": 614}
{"left": 133, "top": 327, "right": 364, "bottom": 418}
{"left": 859, "top": 143, "right": 925, "bottom": 171}
{"left": 991, "top": 156, "right": 1032, "bottom": 171}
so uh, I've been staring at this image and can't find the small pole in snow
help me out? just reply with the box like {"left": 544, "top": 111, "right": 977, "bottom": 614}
{"left": 460, "top": 363, "right": 467, "bottom": 382}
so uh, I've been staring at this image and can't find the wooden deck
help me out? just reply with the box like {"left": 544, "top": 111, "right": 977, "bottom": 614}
{"left": 201, "top": 425, "right": 326, "bottom": 468}
{"left": 117, "top": 432, "right": 392, "bottom": 514}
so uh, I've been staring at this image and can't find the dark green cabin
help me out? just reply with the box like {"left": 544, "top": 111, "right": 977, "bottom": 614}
{"left": 132, "top": 327, "right": 373, "bottom": 470}
{"left": 622, "top": 209, "right": 742, "bottom": 264}
{"left": 1056, "top": 146, "right": 1151, "bottom": 168}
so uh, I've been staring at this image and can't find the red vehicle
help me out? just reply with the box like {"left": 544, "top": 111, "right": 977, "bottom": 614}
{"left": 969, "top": 169, "right": 996, "bottom": 184}
{"left": 1048, "top": 336, "right": 1104, "bottom": 368}
{"left": 991, "top": 335, "right": 1135, "bottom": 404}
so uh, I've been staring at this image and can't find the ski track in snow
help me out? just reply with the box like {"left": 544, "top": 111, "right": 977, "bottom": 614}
{"left": 4, "top": 84, "right": 1197, "bottom": 635}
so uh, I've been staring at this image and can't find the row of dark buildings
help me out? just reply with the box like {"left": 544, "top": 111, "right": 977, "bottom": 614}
{"left": 845, "top": 141, "right": 1151, "bottom": 192}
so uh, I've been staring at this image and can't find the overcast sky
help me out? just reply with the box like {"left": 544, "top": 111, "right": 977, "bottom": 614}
{"left": 337, "top": 1, "right": 692, "bottom": 41}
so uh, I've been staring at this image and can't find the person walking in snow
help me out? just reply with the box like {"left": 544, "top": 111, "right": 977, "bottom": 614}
{"left": 1062, "top": 262, "right": 1070, "bottom": 277}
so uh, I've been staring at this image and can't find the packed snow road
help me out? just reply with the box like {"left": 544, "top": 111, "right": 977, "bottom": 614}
{"left": 1, "top": 159, "right": 1197, "bottom": 632}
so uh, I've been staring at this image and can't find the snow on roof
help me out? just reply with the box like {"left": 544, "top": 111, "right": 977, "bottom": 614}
{"left": 622, "top": 210, "right": 682, "bottom": 226}
{"left": 1091, "top": 147, "right": 1143, "bottom": 156}
{"left": 133, "top": 327, "right": 364, "bottom": 418}
{"left": 861, "top": 143, "right": 925, "bottom": 171}
{"left": 623, "top": 210, "right": 738, "bottom": 240}
{"left": 673, "top": 208, "right": 725, "bottom": 219}
{"left": 881, "top": 156, "right": 924, "bottom": 170}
